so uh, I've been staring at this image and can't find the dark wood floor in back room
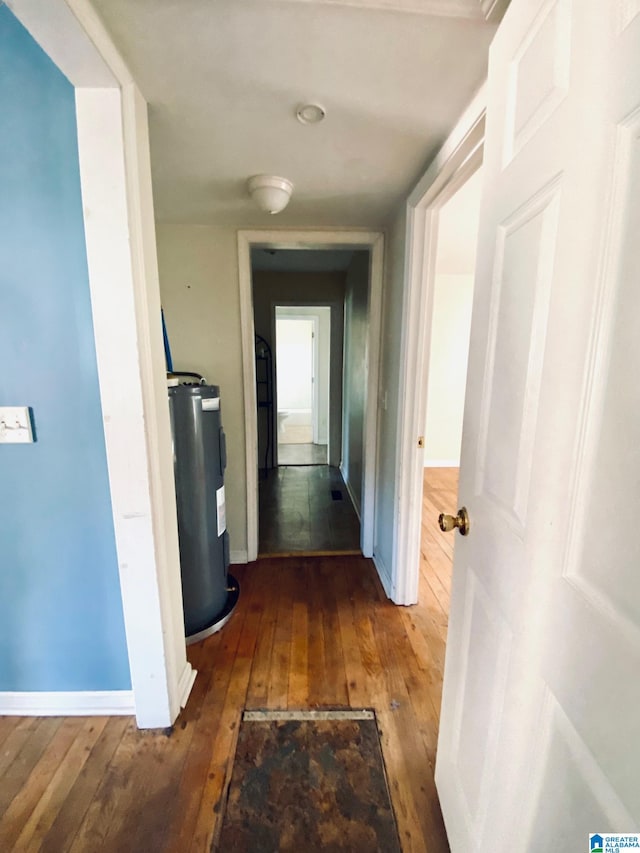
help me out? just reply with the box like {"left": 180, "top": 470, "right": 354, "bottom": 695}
{"left": 0, "top": 468, "right": 458, "bottom": 853}
{"left": 259, "top": 464, "right": 361, "bottom": 555}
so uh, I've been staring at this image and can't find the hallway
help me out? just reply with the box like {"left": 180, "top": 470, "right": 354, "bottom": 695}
{"left": 0, "top": 471, "right": 456, "bottom": 853}
{"left": 259, "top": 465, "right": 360, "bottom": 555}
{"left": 277, "top": 443, "right": 328, "bottom": 465}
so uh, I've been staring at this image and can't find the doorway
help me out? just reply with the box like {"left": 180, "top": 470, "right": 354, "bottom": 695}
{"left": 238, "top": 230, "right": 384, "bottom": 563}
{"left": 275, "top": 306, "right": 330, "bottom": 466}
{"left": 393, "top": 99, "right": 485, "bottom": 606}
{"left": 250, "top": 248, "right": 362, "bottom": 555}
{"left": 419, "top": 166, "right": 482, "bottom": 655}
{"left": 422, "top": 168, "right": 481, "bottom": 472}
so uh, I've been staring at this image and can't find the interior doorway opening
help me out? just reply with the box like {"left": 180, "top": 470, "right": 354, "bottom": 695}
{"left": 418, "top": 163, "right": 482, "bottom": 664}
{"left": 408, "top": 164, "right": 484, "bottom": 833}
{"left": 248, "top": 245, "right": 374, "bottom": 556}
{"left": 420, "top": 166, "right": 483, "bottom": 589}
{"left": 423, "top": 166, "right": 482, "bottom": 475}
{"left": 239, "top": 230, "right": 384, "bottom": 563}
{"left": 275, "top": 306, "right": 330, "bottom": 466}
{"left": 418, "top": 167, "right": 483, "bottom": 627}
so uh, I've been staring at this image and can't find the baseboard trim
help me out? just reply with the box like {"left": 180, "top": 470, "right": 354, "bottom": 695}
{"left": 373, "top": 552, "right": 394, "bottom": 601}
{"left": 339, "top": 465, "right": 362, "bottom": 521}
{"left": 0, "top": 690, "right": 135, "bottom": 717}
{"left": 423, "top": 459, "right": 460, "bottom": 468}
{"left": 177, "top": 663, "right": 197, "bottom": 710}
{"left": 230, "top": 550, "right": 248, "bottom": 564}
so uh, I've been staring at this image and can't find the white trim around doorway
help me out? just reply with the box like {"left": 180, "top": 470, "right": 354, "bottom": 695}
{"left": 11, "top": 0, "right": 194, "bottom": 728}
{"left": 238, "top": 230, "right": 384, "bottom": 563}
{"left": 393, "top": 87, "right": 486, "bottom": 606}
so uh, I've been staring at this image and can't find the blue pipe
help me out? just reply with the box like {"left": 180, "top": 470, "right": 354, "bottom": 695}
{"left": 161, "top": 308, "right": 174, "bottom": 372}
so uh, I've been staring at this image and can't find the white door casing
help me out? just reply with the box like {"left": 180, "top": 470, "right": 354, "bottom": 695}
{"left": 311, "top": 315, "right": 320, "bottom": 445}
{"left": 394, "top": 89, "right": 486, "bottom": 606}
{"left": 9, "top": 0, "right": 194, "bottom": 728}
{"left": 436, "top": 1, "right": 640, "bottom": 849}
{"left": 238, "top": 230, "right": 383, "bottom": 563}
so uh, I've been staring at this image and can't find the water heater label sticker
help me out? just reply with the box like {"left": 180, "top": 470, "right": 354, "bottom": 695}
{"left": 202, "top": 397, "right": 220, "bottom": 411}
{"left": 216, "top": 486, "right": 226, "bottom": 536}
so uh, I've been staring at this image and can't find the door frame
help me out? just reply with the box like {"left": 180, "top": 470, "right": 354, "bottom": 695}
{"left": 9, "top": 0, "right": 194, "bottom": 727}
{"left": 311, "top": 315, "right": 320, "bottom": 444}
{"left": 393, "top": 87, "right": 486, "bottom": 605}
{"left": 238, "top": 230, "right": 384, "bottom": 563}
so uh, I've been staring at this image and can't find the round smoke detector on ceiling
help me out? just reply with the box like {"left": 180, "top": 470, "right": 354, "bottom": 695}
{"left": 247, "top": 175, "right": 294, "bottom": 215}
{"left": 296, "top": 103, "right": 326, "bottom": 125}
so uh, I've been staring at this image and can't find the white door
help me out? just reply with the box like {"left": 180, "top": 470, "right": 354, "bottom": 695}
{"left": 435, "top": 2, "right": 640, "bottom": 850}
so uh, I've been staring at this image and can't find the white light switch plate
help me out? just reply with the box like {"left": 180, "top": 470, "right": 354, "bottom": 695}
{"left": 0, "top": 407, "right": 34, "bottom": 443}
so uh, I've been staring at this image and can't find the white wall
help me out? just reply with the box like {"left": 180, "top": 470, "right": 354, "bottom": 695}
{"left": 423, "top": 274, "right": 474, "bottom": 465}
{"left": 434, "top": 166, "right": 483, "bottom": 276}
{"left": 156, "top": 225, "right": 247, "bottom": 559}
{"left": 424, "top": 166, "right": 482, "bottom": 467}
{"left": 342, "top": 251, "right": 369, "bottom": 516}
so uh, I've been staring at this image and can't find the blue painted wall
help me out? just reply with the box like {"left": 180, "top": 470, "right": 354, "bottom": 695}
{"left": 0, "top": 8, "right": 131, "bottom": 692}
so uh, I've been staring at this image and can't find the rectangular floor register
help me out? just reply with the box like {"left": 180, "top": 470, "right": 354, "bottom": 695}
{"left": 214, "top": 710, "right": 402, "bottom": 852}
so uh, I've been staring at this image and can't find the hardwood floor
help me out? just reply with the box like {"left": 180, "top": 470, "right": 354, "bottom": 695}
{"left": 0, "top": 469, "right": 457, "bottom": 853}
{"left": 259, "top": 465, "right": 360, "bottom": 555}
{"left": 277, "top": 443, "right": 328, "bottom": 465}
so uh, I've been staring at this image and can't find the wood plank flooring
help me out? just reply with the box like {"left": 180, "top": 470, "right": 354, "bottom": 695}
{"left": 259, "top": 464, "right": 360, "bottom": 555}
{"left": 277, "top": 443, "right": 328, "bottom": 465}
{"left": 0, "top": 469, "right": 457, "bottom": 853}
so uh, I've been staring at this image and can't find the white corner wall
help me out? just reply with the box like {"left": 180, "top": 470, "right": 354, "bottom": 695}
{"left": 423, "top": 273, "right": 474, "bottom": 466}
{"left": 423, "top": 165, "right": 482, "bottom": 467}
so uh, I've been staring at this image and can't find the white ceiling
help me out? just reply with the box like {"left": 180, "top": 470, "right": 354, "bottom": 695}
{"left": 91, "top": 0, "right": 500, "bottom": 228}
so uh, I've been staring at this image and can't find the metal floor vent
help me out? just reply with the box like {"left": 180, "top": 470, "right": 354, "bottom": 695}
{"left": 331, "top": 489, "right": 343, "bottom": 501}
{"left": 243, "top": 709, "right": 374, "bottom": 722}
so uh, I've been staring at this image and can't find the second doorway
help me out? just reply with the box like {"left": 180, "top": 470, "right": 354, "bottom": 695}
{"left": 275, "top": 306, "right": 330, "bottom": 466}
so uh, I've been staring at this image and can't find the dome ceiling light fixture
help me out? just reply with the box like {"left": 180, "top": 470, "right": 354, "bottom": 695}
{"left": 247, "top": 175, "right": 294, "bottom": 215}
{"left": 296, "top": 103, "right": 326, "bottom": 125}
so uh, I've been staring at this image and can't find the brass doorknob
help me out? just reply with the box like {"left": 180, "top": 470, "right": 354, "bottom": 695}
{"left": 438, "top": 506, "right": 470, "bottom": 536}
